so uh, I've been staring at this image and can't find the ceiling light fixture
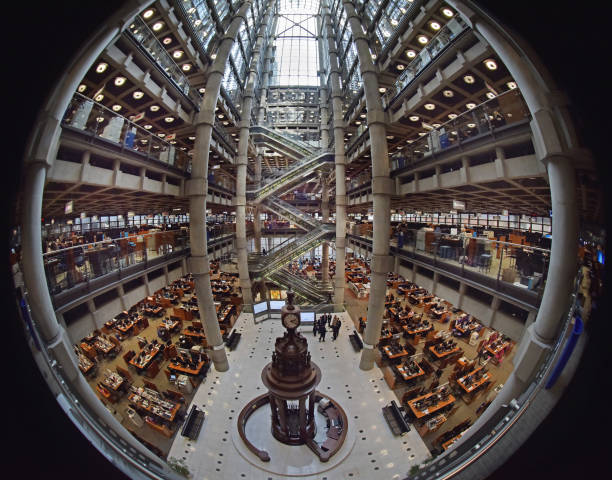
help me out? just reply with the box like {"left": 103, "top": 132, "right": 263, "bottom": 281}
{"left": 96, "top": 62, "right": 108, "bottom": 73}
{"left": 443, "top": 89, "right": 454, "bottom": 97}
{"left": 112, "top": 104, "right": 122, "bottom": 112}
{"left": 467, "top": 123, "right": 476, "bottom": 128}
{"left": 150, "top": 105, "right": 161, "bottom": 113}
{"left": 442, "top": 8, "right": 454, "bottom": 17}
{"left": 378, "top": 87, "right": 386, "bottom": 93}
{"left": 424, "top": 103, "right": 436, "bottom": 110}
{"left": 152, "top": 21, "right": 164, "bottom": 31}
{"left": 448, "top": 113, "right": 458, "bottom": 119}
{"left": 144, "top": 124, "right": 152, "bottom": 129}
{"left": 430, "top": 21, "right": 441, "bottom": 30}
{"left": 199, "top": 87, "right": 206, "bottom": 93}
{"left": 417, "top": 35, "right": 428, "bottom": 44}
{"left": 188, "top": 136, "right": 196, "bottom": 140}
{"left": 95, "top": 94, "right": 104, "bottom": 102}
{"left": 173, "top": 50, "right": 184, "bottom": 59}
{"left": 211, "top": 53, "right": 217, "bottom": 60}
{"left": 486, "top": 92, "right": 496, "bottom": 99}
{"left": 182, "top": 64, "right": 192, "bottom": 71}
{"left": 463, "top": 74, "right": 475, "bottom": 84}
{"left": 484, "top": 59, "right": 498, "bottom": 70}
{"left": 397, "top": 64, "right": 405, "bottom": 70}
{"left": 466, "top": 102, "right": 476, "bottom": 109}
{"left": 162, "top": 37, "right": 172, "bottom": 45}
{"left": 406, "top": 49, "right": 416, "bottom": 58}
{"left": 114, "top": 76, "right": 126, "bottom": 86}
{"left": 133, "top": 91, "right": 144, "bottom": 99}
{"left": 164, "top": 117, "right": 175, "bottom": 123}
{"left": 96, "top": 116, "right": 105, "bottom": 123}
{"left": 507, "top": 81, "right": 517, "bottom": 89}
{"left": 409, "top": 115, "right": 419, "bottom": 121}
{"left": 143, "top": 9, "right": 154, "bottom": 19}
{"left": 158, "top": 133, "right": 165, "bottom": 137}
{"left": 77, "top": 84, "right": 87, "bottom": 93}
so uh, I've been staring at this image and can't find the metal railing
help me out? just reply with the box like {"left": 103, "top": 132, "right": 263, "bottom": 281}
{"left": 250, "top": 125, "right": 315, "bottom": 157}
{"left": 263, "top": 197, "right": 321, "bottom": 230}
{"left": 127, "top": 16, "right": 202, "bottom": 107}
{"left": 62, "top": 93, "right": 192, "bottom": 173}
{"left": 42, "top": 226, "right": 235, "bottom": 297}
{"left": 350, "top": 226, "right": 550, "bottom": 301}
{"left": 390, "top": 89, "right": 529, "bottom": 172}
{"left": 381, "top": 15, "right": 469, "bottom": 109}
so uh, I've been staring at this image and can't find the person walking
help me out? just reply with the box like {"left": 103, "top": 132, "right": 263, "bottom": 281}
{"left": 327, "top": 313, "right": 332, "bottom": 327}
{"left": 331, "top": 316, "right": 341, "bottom": 341}
{"left": 318, "top": 322, "right": 326, "bottom": 342}
{"left": 313, "top": 316, "right": 319, "bottom": 336}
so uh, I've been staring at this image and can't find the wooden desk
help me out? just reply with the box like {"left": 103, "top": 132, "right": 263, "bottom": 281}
{"left": 429, "top": 344, "right": 461, "bottom": 359}
{"left": 93, "top": 337, "right": 116, "bottom": 355}
{"left": 408, "top": 391, "right": 456, "bottom": 419}
{"left": 161, "top": 319, "right": 180, "bottom": 332}
{"left": 217, "top": 304, "right": 234, "bottom": 323}
{"left": 102, "top": 373, "right": 125, "bottom": 392}
{"left": 382, "top": 345, "right": 410, "bottom": 360}
{"left": 129, "top": 344, "right": 161, "bottom": 370}
{"left": 128, "top": 392, "right": 180, "bottom": 422}
{"left": 173, "top": 307, "right": 192, "bottom": 322}
{"left": 182, "top": 328, "right": 207, "bottom": 342}
{"left": 168, "top": 359, "right": 206, "bottom": 376}
{"left": 457, "top": 366, "right": 491, "bottom": 394}
{"left": 486, "top": 340, "right": 510, "bottom": 357}
{"left": 145, "top": 306, "right": 163, "bottom": 316}
{"left": 78, "top": 353, "right": 94, "bottom": 374}
{"left": 442, "top": 431, "right": 465, "bottom": 450}
{"left": 403, "top": 324, "right": 434, "bottom": 336}
{"left": 396, "top": 363, "right": 425, "bottom": 381}
{"left": 115, "top": 319, "right": 135, "bottom": 335}
{"left": 80, "top": 342, "right": 97, "bottom": 360}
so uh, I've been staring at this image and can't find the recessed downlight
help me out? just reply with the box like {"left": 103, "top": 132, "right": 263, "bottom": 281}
{"left": 486, "top": 92, "right": 496, "bottom": 99}
{"left": 112, "top": 104, "right": 122, "bottom": 112}
{"left": 144, "top": 124, "right": 152, "bottom": 129}
{"left": 484, "top": 59, "right": 498, "bottom": 70}
{"left": 443, "top": 89, "right": 454, "bottom": 97}
{"left": 152, "top": 21, "right": 164, "bottom": 31}
{"left": 378, "top": 87, "right": 387, "bottom": 93}
{"left": 424, "top": 103, "right": 436, "bottom": 110}
{"left": 448, "top": 113, "right": 458, "bottom": 119}
{"left": 199, "top": 87, "right": 206, "bottom": 93}
{"left": 114, "top": 76, "right": 126, "bottom": 86}
{"left": 507, "top": 81, "right": 517, "bottom": 89}
{"left": 406, "top": 49, "right": 416, "bottom": 58}
{"left": 442, "top": 8, "right": 454, "bottom": 17}
{"left": 164, "top": 117, "right": 175, "bottom": 123}
{"left": 173, "top": 50, "right": 184, "bottom": 59}
{"left": 466, "top": 102, "right": 476, "bottom": 109}
{"left": 96, "top": 62, "right": 108, "bottom": 73}
{"left": 417, "top": 35, "right": 428, "bottom": 44}
{"left": 397, "top": 64, "right": 405, "bottom": 70}
{"left": 182, "top": 64, "right": 192, "bottom": 71}
{"left": 133, "top": 91, "right": 144, "bottom": 99}
{"left": 77, "top": 84, "right": 87, "bottom": 93}
{"left": 162, "top": 37, "right": 172, "bottom": 45}
{"left": 467, "top": 123, "right": 476, "bottom": 128}
{"left": 95, "top": 94, "right": 104, "bottom": 102}
{"left": 463, "top": 74, "right": 475, "bottom": 84}
{"left": 430, "top": 21, "right": 441, "bottom": 30}
{"left": 158, "top": 133, "right": 165, "bottom": 138}
{"left": 143, "top": 9, "right": 154, "bottom": 19}
{"left": 409, "top": 115, "right": 420, "bottom": 121}
{"left": 150, "top": 105, "right": 160, "bottom": 111}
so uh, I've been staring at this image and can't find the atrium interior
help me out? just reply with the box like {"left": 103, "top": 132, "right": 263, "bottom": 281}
{"left": 8, "top": 1, "right": 608, "bottom": 479}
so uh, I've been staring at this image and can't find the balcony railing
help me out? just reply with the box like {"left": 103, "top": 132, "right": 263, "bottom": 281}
{"left": 42, "top": 226, "right": 235, "bottom": 298}
{"left": 62, "top": 93, "right": 192, "bottom": 173}
{"left": 381, "top": 15, "right": 469, "bottom": 109}
{"left": 348, "top": 227, "right": 551, "bottom": 306}
{"left": 127, "top": 16, "right": 202, "bottom": 108}
{"left": 390, "top": 89, "right": 530, "bottom": 172}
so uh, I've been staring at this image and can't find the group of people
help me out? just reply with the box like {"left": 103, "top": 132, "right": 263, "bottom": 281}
{"left": 313, "top": 313, "right": 342, "bottom": 342}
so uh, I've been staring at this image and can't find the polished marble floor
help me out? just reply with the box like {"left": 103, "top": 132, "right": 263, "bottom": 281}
{"left": 168, "top": 312, "right": 431, "bottom": 479}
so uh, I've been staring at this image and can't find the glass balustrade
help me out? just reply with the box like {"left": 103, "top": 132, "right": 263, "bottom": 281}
{"left": 42, "top": 226, "right": 235, "bottom": 297}
{"left": 351, "top": 226, "right": 550, "bottom": 297}
{"left": 390, "top": 89, "right": 529, "bottom": 171}
{"left": 127, "top": 17, "right": 201, "bottom": 106}
{"left": 62, "top": 93, "right": 192, "bottom": 172}
{"left": 381, "top": 16, "right": 469, "bottom": 109}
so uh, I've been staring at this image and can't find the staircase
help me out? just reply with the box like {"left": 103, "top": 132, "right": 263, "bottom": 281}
{"left": 248, "top": 126, "right": 336, "bottom": 303}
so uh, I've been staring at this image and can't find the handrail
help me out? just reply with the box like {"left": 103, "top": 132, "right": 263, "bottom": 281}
{"left": 62, "top": 92, "right": 192, "bottom": 173}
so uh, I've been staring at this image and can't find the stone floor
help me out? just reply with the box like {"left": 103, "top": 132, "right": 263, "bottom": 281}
{"left": 168, "top": 311, "right": 431, "bottom": 480}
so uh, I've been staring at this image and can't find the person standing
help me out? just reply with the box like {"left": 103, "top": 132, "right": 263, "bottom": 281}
{"left": 318, "top": 322, "right": 326, "bottom": 342}
{"left": 327, "top": 313, "right": 332, "bottom": 327}
{"left": 313, "top": 315, "right": 319, "bottom": 336}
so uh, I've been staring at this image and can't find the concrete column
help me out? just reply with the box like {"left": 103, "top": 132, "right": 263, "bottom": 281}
{"left": 486, "top": 295, "right": 501, "bottom": 329}
{"left": 342, "top": 0, "right": 393, "bottom": 370}
{"left": 432, "top": 271, "right": 439, "bottom": 293}
{"left": 254, "top": 151, "right": 263, "bottom": 253}
{"left": 322, "top": 0, "right": 346, "bottom": 310}
{"left": 18, "top": 2, "right": 167, "bottom": 467}
{"left": 79, "top": 150, "right": 90, "bottom": 182}
{"left": 457, "top": 281, "right": 467, "bottom": 309}
{"left": 460, "top": 155, "right": 470, "bottom": 184}
{"left": 189, "top": 1, "right": 254, "bottom": 372}
{"left": 446, "top": 0, "right": 580, "bottom": 446}
{"left": 235, "top": 0, "right": 273, "bottom": 311}
{"left": 320, "top": 175, "right": 330, "bottom": 283}
{"left": 494, "top": 146, "right": 506, "bottom": 178}
{"left": 412, "top": 263, "right": 417, "bottom": 283}
{"left": 139, "top": 166, "right": 146, "bottom": 190}
{"left": 117, "top": 284, "right": 127, "bottom": 311}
